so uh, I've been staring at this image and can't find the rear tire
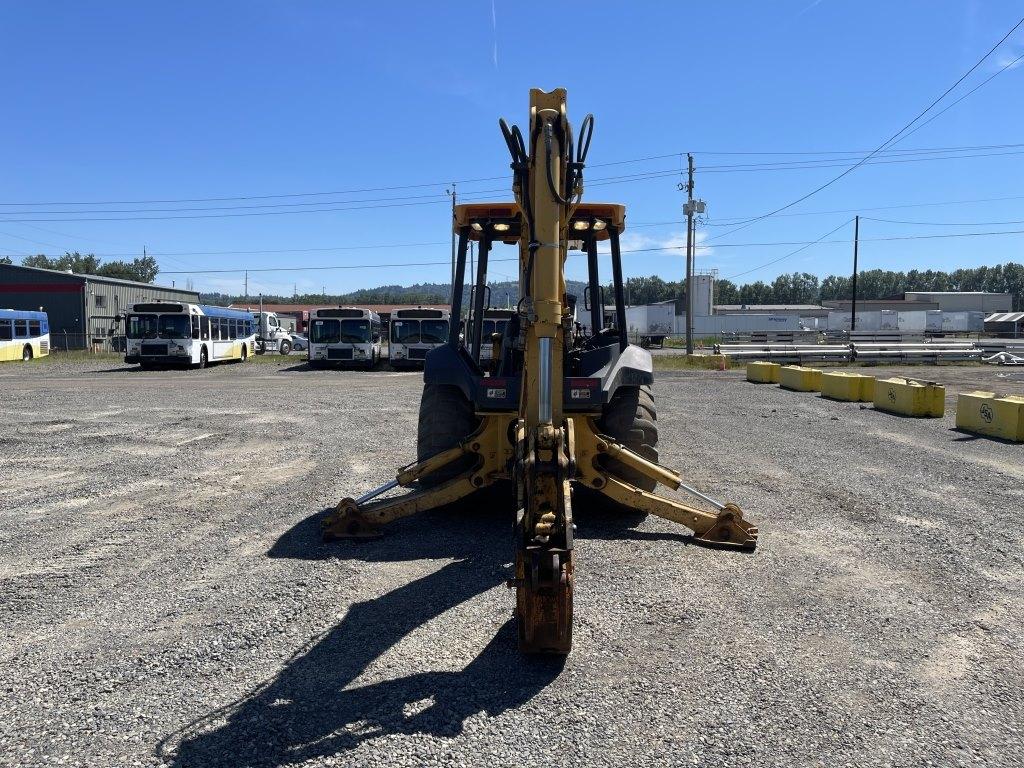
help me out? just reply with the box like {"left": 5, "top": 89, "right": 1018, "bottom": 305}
{"left": 416, "top": 383, "right": 479, "bottom": 487}
{"left": 576, "top": 385, "right": 659, "bottom": 515}
{"left": 279, "top": 340, "right": 292, "bottom": 356}
{"left": 22, "top": 345, "right": 32, "bottom": 362}
{"left": 240, "top": 345, "right": 248, "bottom": 362}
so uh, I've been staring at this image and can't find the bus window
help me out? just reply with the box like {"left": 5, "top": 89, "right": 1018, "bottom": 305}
{"left": 421, "top": 320, "right": 448, "bottom": 343}
{"left": 28, "top": 321, "right": 41, "bottom": 336}
{"left": 14, "top": 320, "right": 28, "bottom": 337}
{"left": 310, "top": 319, "right": 341, "bottom": 343}
{"left": 200, "top": 316, "right": 210, "bottom": 340}
{"left": 392, "top": 320, "right": 419, "bottom": 344}
{"left": 160, "top": 315, "right": 190, "bottom": 339}
{"left": 127, "top": 314, "right": 157, "bottom": 338}
{"left": 229, "top": 319, "right": 238, "bottom": 340}
{"left": 340, "top": 319, "right": 370, "bottom": 343}
{"left": 191, "top": 316, "right": 200, "bottom": 340}
{"left": 0, "top": 321, "right": 11, "bottom": 341}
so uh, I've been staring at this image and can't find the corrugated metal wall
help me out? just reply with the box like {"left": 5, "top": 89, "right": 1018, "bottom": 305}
{"left": 0, "top": 265, "right": 199, "bottom": 349}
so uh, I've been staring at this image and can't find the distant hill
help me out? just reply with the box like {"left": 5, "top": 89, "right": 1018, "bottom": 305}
{"left": 201, "top": 279, "right": 594, "bottom": 309}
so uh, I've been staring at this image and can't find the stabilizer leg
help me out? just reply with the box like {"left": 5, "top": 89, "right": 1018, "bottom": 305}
{"left": 571, "top": 416, "right": 759, "bottom": 550}
{"left": 597, "top": 477, "right": 758, "bottom": 550}
{"left": 324, "top": 476, "right": 478, "bottom": 540}
{"left": 323, "top": 415, "right": 515, "bottom": 541}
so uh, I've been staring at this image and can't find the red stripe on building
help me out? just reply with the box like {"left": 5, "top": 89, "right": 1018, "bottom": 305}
{"left": 0, "top": 283, "right": 83, "bottom": 293}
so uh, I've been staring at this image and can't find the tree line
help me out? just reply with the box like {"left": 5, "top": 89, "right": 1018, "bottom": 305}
{"left": 8, "top": 252, "right": 161, "bottom": 283}
{"left": 201, "top": 263, "right": 1022, "bottom": 312}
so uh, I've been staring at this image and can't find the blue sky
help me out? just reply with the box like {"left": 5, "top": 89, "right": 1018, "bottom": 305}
{"left": 1, "top": 1, "right": 1023, "bottom": 296}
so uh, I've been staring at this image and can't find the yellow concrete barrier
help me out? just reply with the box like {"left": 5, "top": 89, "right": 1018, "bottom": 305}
{"left": 779, "top": 365, "right": 822, "bottom": 392}
{"left": 820, "top": 371, "right": 874, "bottom": 402}
{"left": 955, "top": 391, "right": 1024, "bottom": 441}
{"left": 746, "top": 361, "right": 780, "bottom": 383}
{"left": 874, "top": 377, "right": 945, "bottom": 418}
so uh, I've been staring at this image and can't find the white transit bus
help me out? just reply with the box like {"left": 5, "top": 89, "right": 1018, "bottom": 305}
{"left": 0, "top": 309, "right": 50, "bottom": 362}
{"left": 124, "top": 302, "right": 256, "bottom": 369}
{"left": 389, "top": 307, "right": 450, "bottom": 368}
{"left": 470, "top": 308, "right": 515, "bottom": 371}
{"left": 307, "top": 307, "right": 382, "bottom": 369}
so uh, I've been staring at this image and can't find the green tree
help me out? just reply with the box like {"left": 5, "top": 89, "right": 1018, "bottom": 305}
{"left": 715, "top": 279, "right": 739, "bottom": 305}
{"left": 22, "top": 252, "right": 103, "bottom": 274}
{"left": 96, "top": 255, "right": 159, "bottom": 282}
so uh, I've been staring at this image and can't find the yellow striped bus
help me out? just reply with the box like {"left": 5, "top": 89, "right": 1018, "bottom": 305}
{"left": 0, "top": 309, "right": 50, "bottom": 362}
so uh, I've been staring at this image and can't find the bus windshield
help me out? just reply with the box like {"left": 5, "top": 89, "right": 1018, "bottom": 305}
{"left": 340, "top": 319, "right": 370, "bottom": 344}
{"left": 127, "top": 313, "right": 192, "bottom": 339}
{"left": 160, "top": 315, "right": 191, "bottom": 339}
{"left": 310, "top": 319, "right": 340, "bottom": 344}
{"left": 420, "top": 320, "right": 448, "bottom": 343}
{"left": 392, "top": 320, "right": 419, "bottom": 343}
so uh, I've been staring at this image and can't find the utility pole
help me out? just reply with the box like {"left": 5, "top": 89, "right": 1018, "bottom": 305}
{"left": 447, "top": 183, "right": 457, "bottom": 301}
{"left": 244, "top": 270, "right": 248, "bottom": 301}
{"left": 683, "top": 154, "right": 696, "bottom": 354}
{"left": 851, "top": 215, "right": 860, "bottom": 332}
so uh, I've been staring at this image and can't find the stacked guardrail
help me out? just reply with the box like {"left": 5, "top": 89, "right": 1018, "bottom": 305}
{"left": 850, "top": 342, "right": 982, "bottom": 363}
{"left": 713, "top": 344, "right": 852, "bottom": 363}
{"left": 717, "top": 340, "right": 985, "bottom": 364}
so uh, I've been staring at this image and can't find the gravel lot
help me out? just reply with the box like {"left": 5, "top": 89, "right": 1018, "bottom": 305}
{"left": 2, "top": 358, "right": 1022, "bottom": 767}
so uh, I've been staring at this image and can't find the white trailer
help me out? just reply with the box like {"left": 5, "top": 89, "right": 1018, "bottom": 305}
{"left": 625, "top": 304, "right": 674, "bottom": 348}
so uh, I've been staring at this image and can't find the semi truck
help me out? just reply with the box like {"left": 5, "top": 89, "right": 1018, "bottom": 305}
{"left": 250, "top": 311, "right": 294, "bottom": 355}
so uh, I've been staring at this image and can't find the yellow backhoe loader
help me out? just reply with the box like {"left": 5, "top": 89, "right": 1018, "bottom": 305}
{"left": 323, "top": 88, "right": 758, "bottom": 654}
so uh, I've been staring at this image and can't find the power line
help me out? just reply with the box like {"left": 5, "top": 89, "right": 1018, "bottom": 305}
{"left": 12, "top": 225, "right": 1024, "bottom": 265}
{"left": 1, "top": 140, "right": 1021, "bottom": 208}
{"left": 155, "top": 257, "right": 520, "bottom": 275}
{"left": 636, "top": 193, "right": 1024, "bottom": 228}
{"left": 861, "top": 216, "right": 1024, "bottom": 226}
{"left": 706, "top": 15, "right": 1024, "bottom": 234}
{"left": 0, "top": 170, "right": 698, "bottom": 223}
{"left": 722, "top": 219, "right": 854, "bottom": 280}
{"left": 888, "top": 53, "right": 1024, "bottom": 148}
{"left": 691, "top": 141, "right": 1024, "bottom": 156}
{"left": 4, "top": 146, "right": 1020, "bottom": 223}
{"left": 698, "top": 148, "right": 1024, "bottom": 173}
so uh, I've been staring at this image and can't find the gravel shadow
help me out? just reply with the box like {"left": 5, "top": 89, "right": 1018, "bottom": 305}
{"left": 166, "top": 501, "right": 563, "bottom": 766}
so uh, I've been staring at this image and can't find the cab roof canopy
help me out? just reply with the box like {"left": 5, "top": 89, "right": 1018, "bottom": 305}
{"left": 453, "top": 202, "right": 626, "bottom": 242}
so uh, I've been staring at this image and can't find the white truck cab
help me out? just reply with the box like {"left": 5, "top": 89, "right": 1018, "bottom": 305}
{"left": 251, "top": 311, "right": 294, "bottom": 355}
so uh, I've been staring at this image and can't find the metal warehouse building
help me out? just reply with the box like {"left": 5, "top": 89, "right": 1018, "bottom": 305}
{"left": 0, "top": 264, "right": 199, "bottom": 350}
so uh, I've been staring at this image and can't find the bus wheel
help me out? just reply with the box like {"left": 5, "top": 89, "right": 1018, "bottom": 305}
{"left": 198, "top": 347, "right": 208, "bottom": 369}
{"left": 22, "top": 345, "right": 33, "bottom": 362}
{"left": 240, "top": 345, "right": 248, "bottom": 362}
{"left": 279, "top": 340, "right": 292, "bottom": 356}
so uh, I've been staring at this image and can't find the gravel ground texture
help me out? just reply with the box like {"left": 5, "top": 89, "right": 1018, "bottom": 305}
{"left": 1, "top": 358, "right": 1022, "bottom": 767}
